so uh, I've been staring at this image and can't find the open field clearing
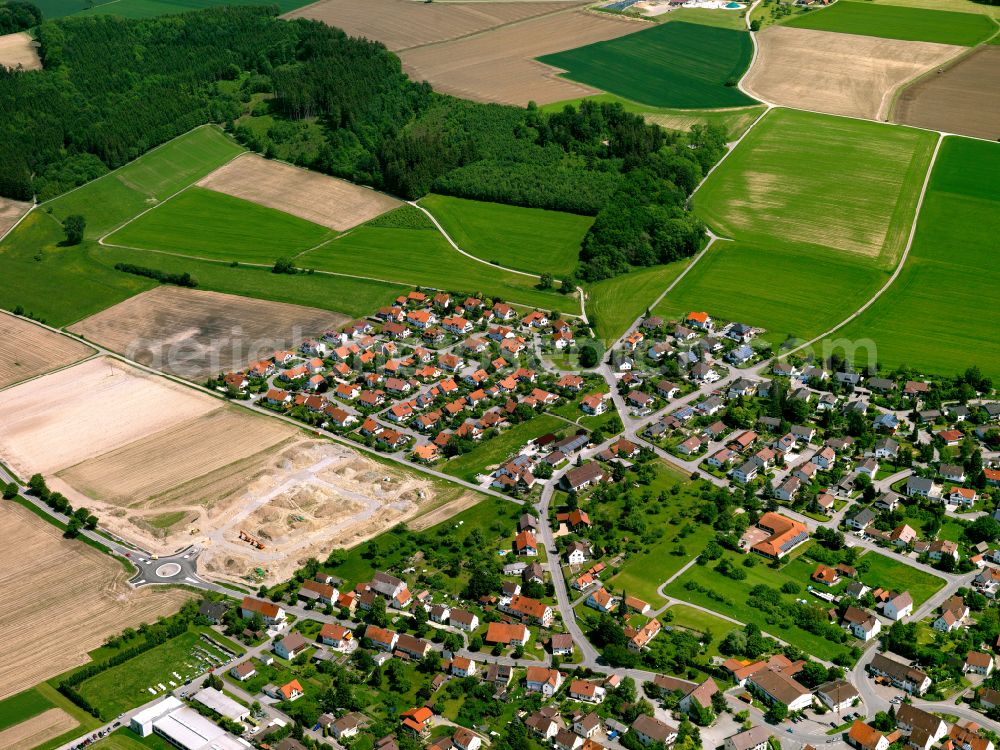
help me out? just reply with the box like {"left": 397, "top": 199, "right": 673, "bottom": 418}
{"left": 835, "top": 137, "right": 1000, "bottom": 378}
{"left": 0, "top": 357, "right": 218, "bottom": 476}
{"left": 0, "top": 502, "right": 191, "bottom": 700}
{"left": 783, "top": 0, "right": 997, "bottom": 45}
{"left": 418, "top": 194, "right": 591, "bottom": 276}
{"left": 284, "top": 0, "right": 583, "bottom": 51}
{"left": 743, "top": 26, "right": 962, "bottom": 119}
{"left": 693, "top": 108, "right": 936, "bottom": 266}
{"left": 0, "top": 709, "right": 77, "bottom": 750}
{"left": 68, "top": 286, "right": 347, "bottom": 381}
{"left": 299, "top": 223, "right": 567, "bottom": 310}
{"left": 0, "top": 197, "right": 31, "bottom": 239}
{"left": 588, "top": 261, "right": 690, "bottom": 343}
{"left": 96, "top": 245, "right": 407, "bottom": 320}
{"left": 106, "top": 187, "right": 336, "bottom": 264}
{"left": 398, "top": 10, "right": 642, "bottom": 106}
{"left": 0, "top": 314, "right": 95, "bottom": 389}
{"left": 0, "top": 32, "right": 41, "bottom": 72}
{"left": 197, "top": 154, "right": 400, "bottom": 231}
{"left": 538, "top": 21, "right": 756, "bottom": 108}
{"left": 894, "top": 46, "right": 1000, "bottom": 140}
{"left": 654, "top": 241, "right": 885, "bottom": 345}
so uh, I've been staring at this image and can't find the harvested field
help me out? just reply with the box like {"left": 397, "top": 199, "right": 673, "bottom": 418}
{"left": 0, "top": 197, "right": 32, "bottom": 239}
{"left": 0, "top": 502, "right": 190, "bottom": 699}
{"left": 0, "top": 709, "right": 78, "bottom": 750}
{"left": 0, "top": 357, "right": 217, "bottom": 476}
{"left": 398, "top": 10, "right": 643, "bottom": 105}
{"left": 68, "top": 286, "right": 348, "bottom": 381}
{"left": 57, "top": 408, "right": 296, "bottom": 507}
{"left": 894, "top": 46, "right": 1000, "bottom": 140}
{"left": 0, "top": 314, "right": 95, "bottom": 390}
{"left": 0, "top": 32, "right": 41, "bottom": 71}
{"left": 284, "top": 0, "right": 582, "bottom": 51}
{"left": 407, "top": 491, "right": 483, "bottom": 532}
{"left": 744, "top": 26, "right": 963, "bottom": 120}
{"left": 197, "top": 153, "right": 400, "bottom": 231}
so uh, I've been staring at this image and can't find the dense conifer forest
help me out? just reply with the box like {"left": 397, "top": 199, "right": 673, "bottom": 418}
{"left": 0, "top": 5, "right": 728, "bottom": 279}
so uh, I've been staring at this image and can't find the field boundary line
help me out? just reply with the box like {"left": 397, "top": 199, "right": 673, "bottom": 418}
{"left": 644, "top": 232, "right": 722, "bottom": 315}
{"left": 882, "top": 41, "right": 985, "bottom": 122}
{"left": 685, "top": 103, "right": 770, "bottom": 211}
{"left": 0, "top": 201, "right": 36, "bottom": 244}
{"left": 783, "top": 131, "right": 944, "bottom": 360}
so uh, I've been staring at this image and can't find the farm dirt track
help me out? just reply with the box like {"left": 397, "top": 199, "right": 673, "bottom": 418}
{"left": 743, "top": 26, "right": 963, "bottom": 119}
{"left": 0, "top": 314, "right": 95, "bottom": 390}
{"left": 399, "top": 10, "right": 644, "bottom": 105}
{"left": 0, "top": 32, "right": 41, "bottom": 72}
{"left": 0, "top": 197, "right": 32, "bottom": 238}
{"left": 894, "top": 46, "right": 1000, "bottom": 140}
{"left": 197, "top": 154, "right": 400, "bottom": 231}
{"left": 0, "top": 502, "right": 191, "bottom": 700}
{"left": 0, "top": 709, "right": 78, "bottom": 750}
{"left": 283, "top": 0, "right": 584, "bottom": 51}
{"left": 68, "top": 286, "right": 348, "bottom": 381}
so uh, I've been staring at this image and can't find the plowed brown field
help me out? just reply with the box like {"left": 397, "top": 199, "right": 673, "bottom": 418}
{"left": 399, "top": 10, "right": 643, "bottom": 105}
{"left": 0, "top": 314, "right": 95, "bottom": 390}
{"left": 197, "top": 154, "right": 400, "bottom": 231}
{"left": 742, "top": 26, "right": 963, "bottom": 119}
{"left": 0, "top": 709, "right": 78, "bottom": 750}
{"left": 0, "top": 503, "right": 191, "bottom": 699}
{"left": 284, "top": 0, "right": 583, "bottom": 51}
{"left": 68, "top": 286, "right": 347, "bottom": 381}
{"left": 894, "top": 46, "right": 1000, "bottom": 140}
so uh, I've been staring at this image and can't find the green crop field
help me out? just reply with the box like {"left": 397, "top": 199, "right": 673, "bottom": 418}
{"left": 694, "top": 108, "right": 936, "bottom": 267}
{"left": 784, "top": 1, "right": 996, "bottom": 45}
{"left": 37, "top": 0, "right": 312, "bottom": 19}
{"left": 0, "top": 687, "right": 54, "bottom": 729}
{"left": 88, "top": 728, "right": 177, "bottom": 750}
{"left": 835, "top": 137, "right": 1000, "bottom": 378}
{"left": 48, "top": 125, "right": 244, "bottom": 239}
{"left": 106, "top": 187, "right": 336, "bottom": 264}
{"left": 442, "top": 414, "right": 566, "bottom": 483}
{"left": 537, "top": 21, "right": 756, "bottom": 109}
{"left": 587, "top": 261, "right": 691, "bottom": 343}
{"left": 418, "top": 194, "right": 592, "bottom": 277}
{"left": 857, "top": 552, "right": 945, "bottom": 605}
{"left": 96, "top": 245, "right": 406, "bottom": 318}
{"left": 298, "top": 223, "right": 567, "bottom": 311}
{"left": 654, "top": 240, "right": 885, "bottom": 345}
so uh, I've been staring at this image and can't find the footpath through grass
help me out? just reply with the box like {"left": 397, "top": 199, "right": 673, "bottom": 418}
{"left": 835, "top": 137, "right": 1000, "bottom": 379}
{"left": 538, "top": 21, "right": 757, "bottom": 109}
{"left": 419, "top": 194, "right": 592, "bottom": 277}
{"left": 784, "top": 0, "right": 997, "bottom": 45}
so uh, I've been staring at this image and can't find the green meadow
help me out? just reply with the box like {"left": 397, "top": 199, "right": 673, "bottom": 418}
{"left": 419, "top": 194, "right": 592, "bottom": 277}
{"left": 441, "top": 414, "right": 566, "bottom": 483}
{"left": 538, "top": 22, "right": 757, "bottom": 109}
{"left": 784, "top": 1, "right": 997, "bottom": 45}
{"left": 106, "top": 187, "right": 337, "bottom": 264}
{"left": 588, "top": 261, "right": 691, "bottom": 344}
{"left": 835, "top": 137, "right": 1000, "bottom": 378}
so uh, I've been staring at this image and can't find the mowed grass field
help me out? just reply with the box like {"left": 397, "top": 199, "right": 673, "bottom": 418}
{"left": 835, "top": 137, "right": 1000, "bottom": 378}
{"left": 857, "top": 552, "right": 944, "bottom": 605}
{"left": 418, "top": 194, "right": 592, "bottom": 276}
{"left": 299, "top": 222, "right": 567, "bottom": 311}
{"left": 537, "top": 21, "right": 757, "bottom": 108}
{"left": 784, "top": 1, "right": 997, "bottom": 45}
{"left": 654, "top": 240, "right": 885, "bottom": 345}
{"left": 0, "top": 127, "right": 243, "bottom": 325}
{"left": 106, "top": 187, "right": 337, "bottom": 263}
{"left": 694, "top": 108, "right": 936, "bottom": 266}
{"left": 588, "top": 261, "right": 691, "bottom": 343}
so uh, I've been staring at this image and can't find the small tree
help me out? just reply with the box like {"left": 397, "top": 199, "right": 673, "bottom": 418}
{"left": 62, "top": 215, "right": 86, "bottom": 245}
{"left": 539, "top": 273, "right": 553, "bottom": 290}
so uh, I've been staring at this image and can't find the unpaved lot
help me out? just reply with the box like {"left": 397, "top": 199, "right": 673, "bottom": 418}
{"left": 399, "top": 10, "right": 643, "bottom": 105}
{"left": 0, "top": 503, "right": 191, "bottom": 700}
{"left": 0, "top": 197, "right": 32, "bottom": 238}
{"left": 284, "top": 0, "right": 583, "bottom": 51}
{"left": 743, "top": 26, "right": 963, "bottom": 119}
{"left": 0, "top": 32, "right": 41, "bottom": 72}
{"left": 0, "top": 314, "right": 94, "bottom": 390}
{"left": 0, "top": 356, "right": 217, "bottom": 476}
{"left": 894, "top": 46, "right": 1000, "bottom": 140}
{"left": 68, "top": 286, "right": 347, "bottom": 381}
{"left": 0, "top": 709, "right": 78, "bottom": 750}
{"left": 197, "top": 154, "right": 400, "bottom": 231}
